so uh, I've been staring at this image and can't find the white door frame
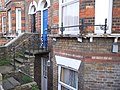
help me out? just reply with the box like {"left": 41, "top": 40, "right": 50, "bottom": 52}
{"left": 37, "top": 0, "right": 50, "bottom": 35}
{"left": 41, "top": 57, "right": 48, "bottom": 90}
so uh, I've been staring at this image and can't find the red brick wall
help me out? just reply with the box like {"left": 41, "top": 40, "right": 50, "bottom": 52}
{"left": 80, "top": 0, "right": 120, "bottom": 33}
{"left": 112, "top": 0, "right": 120, "bottom": 33}
{"left": 0, "top": 12, "right": 6, "bottom": 33}
{"left": 5, "top": 1, "right": 26, "bottom": 33}
{"left": 80, "top": 0, "right": 95, "bottom": 33}
{"left": 36, "top": 12, "right": 41, "bottom": 33}
{"left": 49, "top": 0, "right": 59, "bottom": 34}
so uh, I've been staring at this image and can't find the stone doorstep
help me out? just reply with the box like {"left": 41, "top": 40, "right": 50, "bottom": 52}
{"left": 3, "top": 77, "right": 20, "bottom": 90}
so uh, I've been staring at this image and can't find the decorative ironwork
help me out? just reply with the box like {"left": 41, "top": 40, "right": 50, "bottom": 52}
{"left": 49, "top": 19, "right": 108, "bottom": 35}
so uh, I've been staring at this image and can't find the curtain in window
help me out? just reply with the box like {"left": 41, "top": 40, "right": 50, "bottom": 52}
{"left": 62, "top": 1, "right": 79, "bottom": 34}
{"left": 60, "top": 67, "right": 77, "bottom": 89}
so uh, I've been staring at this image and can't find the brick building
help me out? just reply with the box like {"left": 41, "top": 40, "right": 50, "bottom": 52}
{"left": 0, "top": 0, "right": 120, "bottom": 90}
{"left": 4, "top": 0, "right": 25, "bottom": 35}
{"left": 49, "top": 0, "right": 120, "bottom": 90}
{"left": 0, "top": 0, "right": 6, "bottom": 34}
{"left": 25, "top": 0, "right": 120, "bottom": 90}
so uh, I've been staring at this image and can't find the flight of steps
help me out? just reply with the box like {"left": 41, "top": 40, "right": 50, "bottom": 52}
{"left": 11, "top": 50, "right": 35, "bottom": 78}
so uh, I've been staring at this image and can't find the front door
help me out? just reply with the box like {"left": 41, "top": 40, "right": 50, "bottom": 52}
{"left": 41, "top": 57, "right": 48, "bottom": 90}
{"left": 42, "top": 9, "right": 48, "bottom": 48}
{"left": 31, "top": 14, "right": 36, "bottom": 32}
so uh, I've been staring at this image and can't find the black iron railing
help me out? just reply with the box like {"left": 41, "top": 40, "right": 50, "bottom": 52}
{"left": 49, "top": 19, "right": 108, "bottom": 35}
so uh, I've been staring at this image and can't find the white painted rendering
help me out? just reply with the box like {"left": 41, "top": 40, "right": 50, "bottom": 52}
{"left": 28, "top": 1, "right": 37, "bottom": 14}
{"left": 16, "top": 8, "right": 21, "bottom": 34}
{"left": 55, "top": 55, "right": 81, "bottom": 71}
{"left": 95, "top": 0, "right": 113, "bottom": 34}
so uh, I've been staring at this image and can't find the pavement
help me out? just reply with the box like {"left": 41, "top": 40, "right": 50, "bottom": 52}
{"left": 0, "top": 65, "right": 14, "bottom": 74}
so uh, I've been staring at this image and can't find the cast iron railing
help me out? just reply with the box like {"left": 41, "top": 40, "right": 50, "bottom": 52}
{"left": 49, "top": 19, "right": 108, "bottom": 35}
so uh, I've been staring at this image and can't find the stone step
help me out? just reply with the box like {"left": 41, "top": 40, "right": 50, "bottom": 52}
{"left": 19, "top": 54, "right": 29, "bottom": 60}
{"left": 26, "top": 48, "right": 49, "bottom": 53}
{"left": 14, "top": 58, "right": 29, "bottom": 64}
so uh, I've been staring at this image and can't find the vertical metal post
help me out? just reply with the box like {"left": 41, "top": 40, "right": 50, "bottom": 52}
{"left": 80, "top": 19, "right": 84, "bottom": 33}
{"left": 104, "top": 18, "right": 107, "bottom": 34}
{"left": 13, "top": 47, "right": 16, "bottom": 70}
{"left": 81, "top": 19, "right": 84, "bottom": 31}
{"left": 60, "top": 22, "right": 64, "bottom": 35}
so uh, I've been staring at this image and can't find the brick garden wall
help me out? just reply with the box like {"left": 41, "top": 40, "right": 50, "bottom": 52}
{"left": 0, "top": 33, "right": 40, "bottom": 60}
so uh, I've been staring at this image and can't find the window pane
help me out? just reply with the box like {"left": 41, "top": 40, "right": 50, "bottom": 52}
{"left": 61, "top": 86, "right": 69, "bottom": 90}
{"left": 2, "top": 17, "right": 6, "bottom": 33}
{"left": 62, "top": 0, "right": 73, "bottom": 3}
{"left": 60, "top": 67, "right": 77, "bottom": 88}
{"left": 43, "top": 59, "right": 47, "bottom": 77}
{"left": 62, "top": 1, "right": 79, "bottom": 34}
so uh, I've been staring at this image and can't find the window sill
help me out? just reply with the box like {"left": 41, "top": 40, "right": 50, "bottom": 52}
{"left": 49, "top": 33, "right": 120, "bottom": 38}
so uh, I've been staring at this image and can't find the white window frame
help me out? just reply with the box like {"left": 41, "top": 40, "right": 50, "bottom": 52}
{"left": 95, "top": 0, "right": 113, "bottom": 34}
{"left": 28, "top": 1, "right": 37, "bottom": 14}
{"left": 2, "top": 16, "right": 6, "bottom": 33}
{"left": 8, "top": 10, "right": 12, "bottom": 33}
{"left": 59, "top": 0, "right": 79, "bottom": 35}
{"left": 43, "top": 58, "right": 48, "bottom": 78}
{"left": 55, "top": 56, "right": 81, "bottom": 90}
{"left": 16, "top": 8, "right": 21, "bottom": 34}
{"left": 58, "top": 65, "right": 78, "bottom": 90}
